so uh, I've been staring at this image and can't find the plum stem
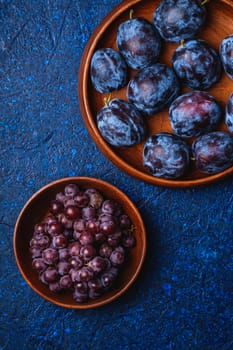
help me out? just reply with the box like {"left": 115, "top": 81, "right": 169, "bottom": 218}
{"left": 201, "top": 0, "right": 209, "bottom": 5}
{"left": 190, "top": 156, "right": 195, "bottom": 161}
{"left": 180, "top": 39, "right": 185, "bottom": 48}
{"left": 104, "top": 94, "right": 112, "bottom": 107}
{"left": 129, "top": 9, "right": 134, "bottom": 19}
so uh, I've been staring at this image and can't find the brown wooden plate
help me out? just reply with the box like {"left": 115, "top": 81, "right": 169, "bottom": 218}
{"left": 13, "top": 177, "right": 146, "bottom": 309}
{"left": 78, "top": 0, "right": 233, "bottom": 188}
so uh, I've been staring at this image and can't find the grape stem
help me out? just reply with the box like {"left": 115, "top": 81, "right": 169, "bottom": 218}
{"left": 201, "top": 0, "right": 209, "bottom": 5}
{"left": 128, "top": 225, "right": 135, "bottom": 234}
{"left": 180, "top": 39, "right": 185, "bottom": 48}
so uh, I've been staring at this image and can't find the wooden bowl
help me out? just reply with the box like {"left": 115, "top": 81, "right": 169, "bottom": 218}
{"left": 78, "top": 0, "right": 233, "bottom": 188}
{"left": 13, "top": 177, "right": 146, "bottom": 309}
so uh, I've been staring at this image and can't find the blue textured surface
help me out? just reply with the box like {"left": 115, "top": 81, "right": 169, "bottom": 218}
{"left": 0, "top": 1, "right": 233, "bottom": 349}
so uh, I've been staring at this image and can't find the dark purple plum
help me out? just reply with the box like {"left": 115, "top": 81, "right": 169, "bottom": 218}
{"left": 172, "top": 39, "right": 222, "bottom": 90}
{"left": 127, "top": 63, "right": 180, "bottom": 116}
{"left": 90, "top": 48, "right": 127, "bottom": 93}
{"left": 143, "top": 133, "right": 190, "bottom": 179}
{"left": 96, "top": 98, "right": 147, "bottom": 147}
{"left": 116, "top": 17, "right": 161, "bottom": 69}
{"left": 153, "top": 0, "right": 206, "bottom": 42}
{"left": 192, "top": 131, "right": 233, "bottom": 174}
{"left": 220, "top": 34, "right": 233, "bottom": 80}
{"left": 169, "top": 91, "right": 222, "bottom": 138}
{"left": 225, "top": 93, "right": 233, "bottom": 133}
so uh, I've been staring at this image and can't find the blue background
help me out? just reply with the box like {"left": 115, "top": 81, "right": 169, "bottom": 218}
{"left": 0, "top": 1, "right": 232, "bottom": 349}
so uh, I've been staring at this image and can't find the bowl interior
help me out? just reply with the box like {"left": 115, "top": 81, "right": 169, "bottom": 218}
{"left": 78, "top": 0, "right": 233, "bottom": 188}
{"left": 13, "top": 177, "right": 146, "bottom": 309}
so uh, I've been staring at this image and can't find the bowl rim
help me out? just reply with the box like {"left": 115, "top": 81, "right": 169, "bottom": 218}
{"left": 78, "top": 0, "right": 233, "bottom": 188}
{"left": 13, "top": 176, "right": 147, "bottom": 309}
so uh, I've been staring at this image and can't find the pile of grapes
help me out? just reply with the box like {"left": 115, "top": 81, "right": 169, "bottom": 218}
{"left": 29, "top": 184, "right": 136, "bottom": 303}
{"left": 90, "top": 0, "right": 233, "bottom": 179}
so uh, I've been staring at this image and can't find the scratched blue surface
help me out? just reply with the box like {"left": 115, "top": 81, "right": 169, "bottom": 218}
{"left": 0, "top": 1, "right": 233, "bottom": 349}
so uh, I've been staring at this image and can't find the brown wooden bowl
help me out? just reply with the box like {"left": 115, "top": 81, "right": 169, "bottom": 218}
{"left": 13, "top": 177, "right": 146, "bottom": 309}
{"left": 78, "top": 0, "right": 233, "bottom": 188}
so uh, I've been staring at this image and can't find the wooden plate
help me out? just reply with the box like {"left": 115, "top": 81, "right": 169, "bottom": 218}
{"left": 78, "top": 0, "right": 233, "bottom": 188}
{"left": 13, "top": 177, "right": 146, "bottom": 309}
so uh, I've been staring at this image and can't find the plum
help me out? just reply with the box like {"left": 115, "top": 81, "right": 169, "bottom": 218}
{"left": 192, "top": 131, "right": 233, "bottom": 174}
{"left": 172, "top": 39, "right": 222, "bottom": 90}
{"left": 143, "top": 132, "right": 190, "bottom": 179}
{"left": 96, "top": 98, "right": 147, "bottom": 147}
{"left": 169, "top": 91, "right": 222, "bottom": 138}
{"left": 153, "top": 0, "right": 206, "bottom": 43}
{"left": 225, "top": 93, "right": 233, "bottom": 133}
{"left": 90, "top": 48, "right": 128, "bottom": 93}
{"left": 220, "top": 34, "right": 233, "bottom": 80}
{"left": 116, "top": 17, "right": 161, "bottom": 70}
{"left": 127, "top": 63, "right": 180, "bottom": 116}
